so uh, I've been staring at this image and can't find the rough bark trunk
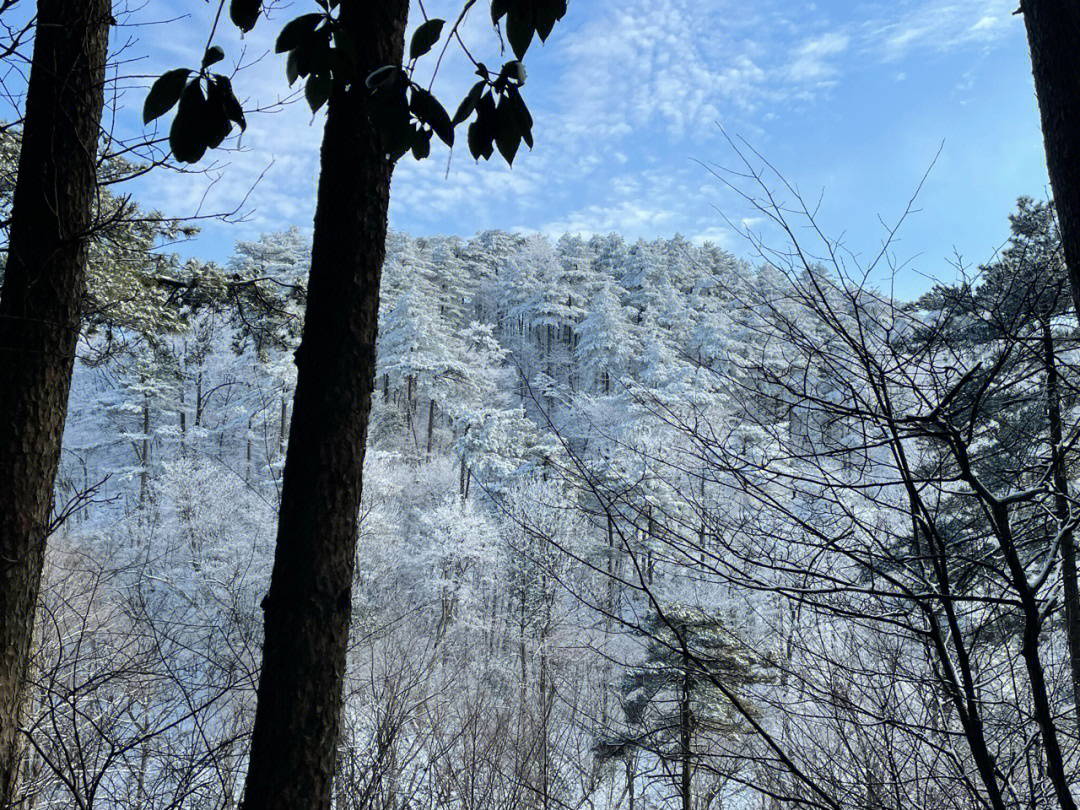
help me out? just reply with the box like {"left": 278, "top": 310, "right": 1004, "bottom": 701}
{"left": 239, "top": 3, "right": 409, "bottom": 809}
{"left": 1021, "top": 1, "right": 1080, "bottom": 317}
{"left": 1042, "top": 319, "right": 1080, "bottom": 725}
{"left": 0, "top": 1, "right": 110, "bottom": 803}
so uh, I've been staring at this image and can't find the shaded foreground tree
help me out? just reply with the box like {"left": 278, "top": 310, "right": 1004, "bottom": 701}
{"left": 140, "top": 3, "right": 567, "bottom": 809}
{"left": 237, "top": 4, "right": 411, "bottom": 808}
{"left": 1020, "top": 2, "right": 1080, "bottom": 316}
{"left": 0, "top": 1, "right": 111, "bottom": 804}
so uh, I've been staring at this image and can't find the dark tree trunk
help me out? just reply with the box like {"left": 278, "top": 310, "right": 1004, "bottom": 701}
{"left": 1042, "top": 319, "right": 1080, "bottom": 724}
{"left": 1021, "top": 1, "right": 1080, "bottom": 316}
{"left": 680, "top": 662, "right": 693, "bottom": 810}
{"left": 239, "top": 3, "right": 409, "bottom": 810}
{"left": 0, "top": 0, "right": 110, "bottom": 803}
{"left": 426, "top": 398, "right": 435, "bottom": 457}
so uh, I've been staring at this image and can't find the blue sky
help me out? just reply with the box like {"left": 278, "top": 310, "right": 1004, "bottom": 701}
{"left": 11, "top": 1, "right": 1053, "bottom": 299}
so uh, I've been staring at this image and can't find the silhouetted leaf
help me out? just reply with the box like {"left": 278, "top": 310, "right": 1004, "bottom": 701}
{"left": 276, "top": 13, "right": 323, "bottom": 54}
{"left": 491, "top": 0, "right": 510, "bottom": 25}
{"left": 230, "top": 0, "right": 260, "bottom": 32}
{"left": 506, "top": 7, "right": 534, "bottom": 60}
{"left": 535, "top": 0, "right": 566, "bottom": 41}
{"left": 306, "top": 72, "right": 331, "bottom": 112}
{"left": 508, "top": 86, "right": 532, "bottom": 147}
{"left": 495, "top": 94, "right": 520, "bottom": 164}
{"left": 410, "top": 87, "right": 453, "bottom": 146}
{"left": 366, "top": 65, "right": 397, "bottom": 89}
{"left": 468, "top": 91, "right": 496, "bottom": 160}
{"left": 170, "top": 80, "right": 209, "bottom": 163}
{"left": 453, "top": 80, "right": 486, "bottom": 125}
{"left": 202, "top": 46, "right": 225, "bottom": 68}
{"left": 218, "top": 75, "right": 247, "bottom": 131}
{"left": 144, "top": 68, "right": 190, "bottom": 124}
{"left": 287, "top": 50, "right": 300, "bottom": 86}
{"left": 411, "top": 129, "right": 432, "bottom": 159}
{"left": 410, "top": 18, "right": 445, "bottom": 60}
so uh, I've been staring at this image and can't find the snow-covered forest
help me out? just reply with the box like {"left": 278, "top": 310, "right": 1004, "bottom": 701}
{"left": 5, "top": 2, "right": 1080, "bottom": 809}
{"left": 17, "top": 194, "right": 1080, "bottom": 810}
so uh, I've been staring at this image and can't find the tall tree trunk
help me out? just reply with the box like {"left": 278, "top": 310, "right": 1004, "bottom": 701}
{"left": 140, "top": 393, "right": 150, "bottom": 506}
{"left": 680, "top": 660, "right": 693, "bottom": 810}
{"left": 1020, "top": 2, "right": 1080, "bottom": 316}
{"left": 239, "top": 3, "right": 409, "bottom": 809}
{"left": 1042, "top": 319, "right": 1080, "bottom": 724}
{"left": 426, "top": 398, "right": 436, "bottom": 457}
{"left": 278, "top": 392, "right": 288, "bottom": 459}
{"left": 0, "top": 1, "right": 110, "bottom": 802}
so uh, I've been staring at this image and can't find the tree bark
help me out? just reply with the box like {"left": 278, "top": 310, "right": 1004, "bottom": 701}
{"left": 239, "top": 3, "right": 409, "bottom": 810}
{"left": 1042, "top": 319, "right": 1080, "bottom": 725}
{"left": 1021, "top": 1, "right": 1080, "bottom": 317}
{"left": 0, "top": 1, "right": 110, "bottom": 803}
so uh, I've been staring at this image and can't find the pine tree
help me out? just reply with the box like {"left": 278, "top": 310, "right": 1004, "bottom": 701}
{"left": 617, "top": 604, "right": 769, "bottom": 810}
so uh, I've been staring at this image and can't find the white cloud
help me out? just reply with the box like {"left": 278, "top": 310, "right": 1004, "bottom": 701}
{"left": 868, "top": 0, "right": 1020, "bottom": 61}
{"left": 787, "top": 31, "right": 850, "bottom": 83}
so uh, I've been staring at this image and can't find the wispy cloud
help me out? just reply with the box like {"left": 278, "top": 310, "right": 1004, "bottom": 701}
{"left": 107, "top": 0, "right": 1035, "bottom": 275}
{"left": 866, "top": 0, "right": 1020, "bottom": 61}
{"left": 787, "top": 31, "right": 850, "bottom": 83}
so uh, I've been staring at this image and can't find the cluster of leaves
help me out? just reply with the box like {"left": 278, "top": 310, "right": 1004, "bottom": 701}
{"left": 274, "top": 5, "right": 351, "bottom": 115}
{"left": 147, "top": 0, "right": 567, "bottom": 167}
{"left": 378, "top": 0, "right": 569, "bottom": 165}
{"left": 143, "top": 46, "right": 246, "bottom": 164}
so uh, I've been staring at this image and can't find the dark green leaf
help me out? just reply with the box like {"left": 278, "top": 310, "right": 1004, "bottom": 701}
{"left": 508, "top": 87, "right": 532, "bottom": 147}
{"left": 495, "top": 94, "right": 521, "bottom": 164}
{"left": 170, "top": 80, "right": 208, "bottom": 163}
{"left": 218, "top": 75, "right": 247, "bottom": 131}
{"left": 490, "top": 0, "right": 510, "bottom": 25}
{"left": 305, "top": 72, "right": 332, "bottom": 113}
{"left": 453, "top": 80, "right": 486, "bottom": 125}
{"left": 144, "top": 68, "right": 191, "bottom": 124}
{"left": 366, "top": 65, "right": 398, "bottom": 89}
{"left": 387, "top": 125, "right": 419, "bottom": 162}
{"left": 468, "top": 91, "right": 497, "bottom": 160}
{"left": 534, "top": 0, "right": 566, "bottom": 41}
{"left": 230, "top": 0, "right": 260, "bottom": 33}
{"left": 292, "top": 28, "right": 332, "bottom": 80}
{"left": 505, "top": 7, "right": 534, "bottom": 60}
{"left": 411, "top": 129, "right": 432, "bottom": 160}
{"left": 409, "top": 18, "right": 445, "bottom": 60}
{"left": 202, "top": 46, "right": 225, "bottom": 68}
{"left": 410, "top": 86, "right": 453, "bottom": 147}
{"left": 286, "top": 50, "right": 301, "bottom": 86}
{"left": 276, "top": 13, "right": 324, "bottom": 54}
{"left": 370, "top": 76, "right": 413, "bottom": 160}
{"left": 204, "top": 75, "right": 233, "bottom": 148}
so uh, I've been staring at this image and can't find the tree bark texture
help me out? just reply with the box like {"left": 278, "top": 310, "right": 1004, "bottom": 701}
{"left": 1021, "top": 1, "right": 1080, "bottom": 316}
{"left": 239, "top": 2, "right": 409, "bottom": 809}
{"left": 0, "top": 1, "right": 110, "bottom": 804}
